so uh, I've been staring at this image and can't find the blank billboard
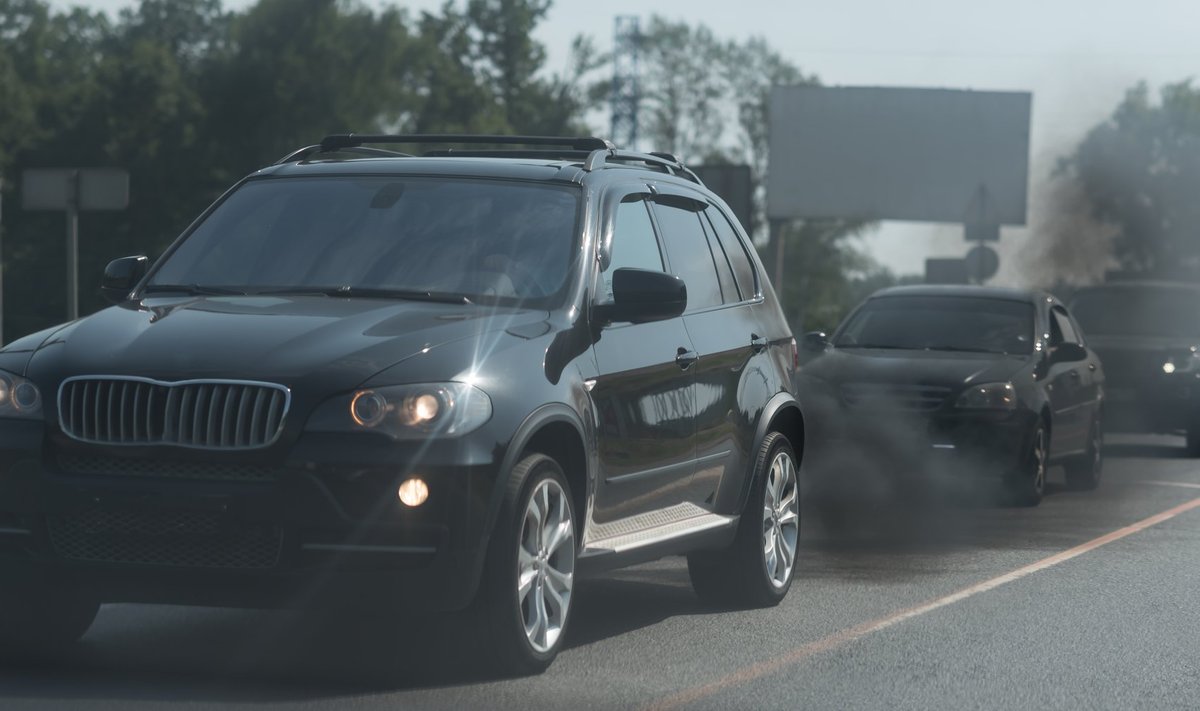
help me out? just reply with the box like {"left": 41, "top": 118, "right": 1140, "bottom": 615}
{"left": 767, "top": 86, "right": 1030, "bottom": 224}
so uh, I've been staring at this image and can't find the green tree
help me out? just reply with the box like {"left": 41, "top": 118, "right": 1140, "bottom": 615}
{"left": 1058, "top": 80, "right": 1200, "bottom": 279}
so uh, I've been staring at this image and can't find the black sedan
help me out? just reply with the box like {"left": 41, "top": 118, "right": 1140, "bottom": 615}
{"left": 799, "top": 285, "right": 1104, "bottom": 506}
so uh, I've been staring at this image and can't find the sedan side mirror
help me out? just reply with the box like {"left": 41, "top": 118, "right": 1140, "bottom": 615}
{"left": 1050, "top": 342, "right": 1088, "bottom": 364}
{"left": 597, "top": 268, "right": 687, "bottom": 325}
{"left": 101, "top": 255, "right": 149, "bottom": 304}
{"left": 802, "top": 331, "right": 830, "bottom": 352}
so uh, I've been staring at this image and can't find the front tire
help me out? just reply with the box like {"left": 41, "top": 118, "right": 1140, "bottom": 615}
{"left": 688, "top": 431, "right": 799, "bottom": 608}
{"left": 1005, "top": 422, "right": 1047, "bottom": 507}
{"left": 471, "top": 453, "right": 576, "bottom": 676}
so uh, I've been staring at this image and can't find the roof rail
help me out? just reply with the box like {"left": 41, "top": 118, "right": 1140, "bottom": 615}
{"left": 319, "top": 134, "right": 614, "bottom": 152}
{"left": 274, "top": 144, "right": 412, "bottom": 164}
{"left": 583, "top": 149, "right": 703, "bottom": 185}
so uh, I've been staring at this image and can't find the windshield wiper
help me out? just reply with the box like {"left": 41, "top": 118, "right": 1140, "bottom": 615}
{"left": 142, "top": 284, "right": 247, "bottom": 296}
{"left": 257, "top": 286, "right": 473, "bottom": 304}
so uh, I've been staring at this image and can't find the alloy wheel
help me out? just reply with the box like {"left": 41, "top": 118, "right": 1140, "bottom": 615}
{"left": 517, "top": 478, "right": 575, "bottom": 654}
{"left": 1032, "top": 428, "right": 1047, "bottom": 494}
{"left": 761, "top": 449, "right": 799, "bottom": 588}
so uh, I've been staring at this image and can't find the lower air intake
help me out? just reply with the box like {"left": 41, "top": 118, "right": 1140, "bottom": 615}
{"left": 48, "top": 508, "right": 282, "bottom": 569}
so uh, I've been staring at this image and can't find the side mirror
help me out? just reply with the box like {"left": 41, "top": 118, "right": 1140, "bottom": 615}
{"left": 597, "top": 268, "right": 687, "bottom": 325}
{"left": 101, "top": 255, "right": 149, "bottom": 304}
{"left": 802, "top": 331, "right": 830, "bottom": 352}
{"left": 1050, "top": 342, "right": 1088, "bottom": 364}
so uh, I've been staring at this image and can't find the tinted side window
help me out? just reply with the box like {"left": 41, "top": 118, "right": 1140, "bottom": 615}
{"left": 652, "top": 203, "right": 723, "bottom": 311}
{"left": 1051, "top": 307, "right": 1080, "bottom": 345}
{"left": 705, "top": 207, "right": 758, "bottom": 300}
{"left": 600, "top": 199, "right": 663, "bottom": 303}
{"left": 699, "top": 216, "right": 739, "bottom": 303}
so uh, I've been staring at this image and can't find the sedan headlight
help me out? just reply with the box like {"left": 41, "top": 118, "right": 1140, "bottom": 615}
{"left": 0, "top": 369, "right": 42, "bottom": 419}
{"left": 1162, "top": 348, "right": 1200, "bottom": 374}
{"left": 306, "top": 382, "right": 491, "bottom": 439}
{"left": 956, "top": 381, "right": 1017, "bottom": 411}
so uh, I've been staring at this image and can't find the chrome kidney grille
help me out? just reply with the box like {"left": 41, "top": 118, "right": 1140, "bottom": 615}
{"left": 58, "top": 377, "right": 290, "bottom": 450}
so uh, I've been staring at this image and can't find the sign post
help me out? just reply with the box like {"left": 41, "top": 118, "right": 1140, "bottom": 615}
{"left": 21, "top": 168, "right": 128, "bottom": 322}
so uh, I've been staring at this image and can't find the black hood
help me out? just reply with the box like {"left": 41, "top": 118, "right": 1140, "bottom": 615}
{"left": 22, "top": 295, "right": 548, "bottom": 393}
{"left": 803, "top": 346, "right": 1030, "bottom": 388}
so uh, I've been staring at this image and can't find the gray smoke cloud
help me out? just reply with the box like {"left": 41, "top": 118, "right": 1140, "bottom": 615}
{"left": 1014, "top": 172, "right": 1118, "bottom": 289}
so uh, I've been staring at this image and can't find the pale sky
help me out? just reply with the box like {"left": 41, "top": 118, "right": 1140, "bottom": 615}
{"left": 59, "top": 0, "right": 1200, "bottom": 280}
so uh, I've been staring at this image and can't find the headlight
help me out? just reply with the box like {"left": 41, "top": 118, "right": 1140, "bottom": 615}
{"left": 956, "top": 381, "right": 1017, "bottom": 411}
{"left": 1163, "top": 348, "right": 1200, "bottom": 374}
{"left": 0, "top": 370, "right": 42, "bottom": 419}
{"left": 306, "top": 382, "right": 491, "bottom": 439}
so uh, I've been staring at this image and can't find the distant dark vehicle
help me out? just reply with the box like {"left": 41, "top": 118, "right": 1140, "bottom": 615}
{"left": 0, "top": 135, "right": 802, "bottom": 673}
{"left": 800, "top": 285, "right": 1104, "bottom": 506}
{"left": 1070, "top": 281, "right": 1200, "bottom": 455}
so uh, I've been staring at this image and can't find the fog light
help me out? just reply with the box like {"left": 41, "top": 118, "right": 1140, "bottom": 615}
{"left": 398, "top": 477, "right": 429, "bottom": 507}
{"left": 1164, "top": 362, "right": 1177, "bottom": 374}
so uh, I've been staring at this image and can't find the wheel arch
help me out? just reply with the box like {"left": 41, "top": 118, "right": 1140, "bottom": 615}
{"left": 484, "top": 403, "right": 590, "bottom": 550}
{"left": 735, "top": 393, "right": 805, "bottom": 513}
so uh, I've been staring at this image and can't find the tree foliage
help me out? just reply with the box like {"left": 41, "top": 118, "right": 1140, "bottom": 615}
{"left": 0, "top": 0, "right": 891, "bottom": 340}
{"left": 1058, "top": 80, "right": 1200, "bottom": 279}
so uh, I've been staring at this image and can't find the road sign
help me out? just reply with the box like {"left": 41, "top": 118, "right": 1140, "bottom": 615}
{"left": 22, "top": 168, "right": 129, "bottom": 211}
{"left": 965, "top": 244, "right": 1000, "bottom": 282}
{"left": 21, "top": 168, "right": 130, "bottom": 322}
{"left": 925, "top": 258, "right": 969, "bottom": 285}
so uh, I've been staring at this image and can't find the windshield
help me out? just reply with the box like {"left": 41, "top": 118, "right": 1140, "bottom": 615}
{"left": 147, "top": 176, "right": 581, "bottom": 306}
{"left": 1071, "top": 286, "right": 1200, "bottom": 338}
{"left": 834, "top": 295, "right": 1035, "bottom": 354}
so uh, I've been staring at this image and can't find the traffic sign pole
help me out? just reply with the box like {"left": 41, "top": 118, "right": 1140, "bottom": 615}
{"left": 66, "top": 171, "right": 79, "bottom": 322}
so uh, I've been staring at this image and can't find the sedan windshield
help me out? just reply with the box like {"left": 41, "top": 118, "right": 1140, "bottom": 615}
{"left": 1071, "top": 286, "right": 1200, "bottom": 338}
{"left": 835, "top": 295, "right": 1035, "bottom": 355}
{"left": 148, "top": 176, "right": 580, "bottom": 306}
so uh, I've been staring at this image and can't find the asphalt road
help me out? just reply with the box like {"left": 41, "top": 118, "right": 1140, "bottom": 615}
{"left": 2, "top": 433, "right": 1199, "bottom": 710}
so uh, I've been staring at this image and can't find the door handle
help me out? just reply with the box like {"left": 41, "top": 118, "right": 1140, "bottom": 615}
{"left": 750, "top": 334, "right": 769, "bottom": 353}
{"left": 1088, "top": 363, "right": 1096, "bottom": 372}
{"left": 675, "top": 348, "right": 699, "bottom": 370}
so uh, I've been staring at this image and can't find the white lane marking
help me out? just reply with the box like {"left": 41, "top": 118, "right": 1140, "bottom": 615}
{"left": 1141, "top": 480, "right": 1200, "bottom": 490}
{"left": 646, "top": 496, "right": 1200, "bottom": 711}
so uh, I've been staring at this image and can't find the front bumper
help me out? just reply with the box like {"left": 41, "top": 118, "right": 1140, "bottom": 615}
{"left": 1103, "top": 373, "right": 1200, "bottom": 433}
{"left": 0, "top": 422, "right": 503, "bottom": 611}
{"left": 820, "top": 409, "right": 1034, "bottom": 481}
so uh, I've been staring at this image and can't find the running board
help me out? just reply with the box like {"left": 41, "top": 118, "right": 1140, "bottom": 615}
{"left": 582, "top": 505, "right": 736, "bottom": 557}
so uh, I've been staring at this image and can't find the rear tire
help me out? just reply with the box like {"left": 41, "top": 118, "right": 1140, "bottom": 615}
{"left": 0, "top": 583, "right": 98, "bottom": 659}
{"left": 1065, "top": 416, "right": 1103, "bottom": 491}
{"left": 1005, "top": 423, "right": 1047, "bottom": 507}
{"left": 688, "top": 431, "right": 799, "bottom": 608}
{"left": 469, "top": 453, "right": 576, "bottom": 676}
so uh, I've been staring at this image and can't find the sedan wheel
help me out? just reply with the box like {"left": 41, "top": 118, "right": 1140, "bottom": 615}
{"left": 1006, "top": 423, "right": 1047, "bottom": 507}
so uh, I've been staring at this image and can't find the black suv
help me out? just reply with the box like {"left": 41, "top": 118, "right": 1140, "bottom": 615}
{"left": 0, "top": 135, "right": 802, "bottom": 673}
{"left": 1070, "top": 281, "right": 1200, "bottom": 454}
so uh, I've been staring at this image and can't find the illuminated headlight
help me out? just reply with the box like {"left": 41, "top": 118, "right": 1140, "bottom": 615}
{"left": 308, "top": 382, "right": 491, "bottom": 439}
{"left": 956, "top": 382, "right": 1017, "bottom": 411}
{"left": 1163, "top": 348, "right": 1200, "bottom": 374}
{"left": 0, "top": 370, "right": 42, "bottom": 419}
